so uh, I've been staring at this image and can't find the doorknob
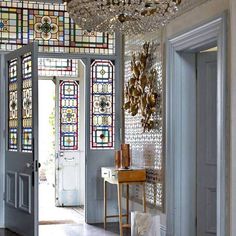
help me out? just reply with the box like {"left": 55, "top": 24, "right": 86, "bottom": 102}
{"left": 37, "top": 162, "right": 41, "bottom": 169}
{"left": 35, "top": 160, "right": 41, "bottom": 171}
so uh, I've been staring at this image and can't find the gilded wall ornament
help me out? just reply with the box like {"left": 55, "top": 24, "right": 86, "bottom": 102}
{"left": 124, "top": 42, "right": 160, "bottom": 132}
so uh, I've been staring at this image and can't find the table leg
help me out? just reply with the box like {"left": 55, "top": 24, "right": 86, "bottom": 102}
{"left": 126, "top": 184, "right": 129, "bottom": 224}
{"left": 104, "top": 180, "right": 107, "bottom": 229}
{"left": 143, "top": 182, "right": 146, "bottom": 213}
{"left": 117, "top": 183, "right": 123, "bottom": 236}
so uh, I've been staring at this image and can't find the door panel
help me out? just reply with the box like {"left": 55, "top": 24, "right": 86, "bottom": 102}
{"left": 55, "top": 80, "right": 80, "bottom": 206}
{"left": 5, "top": 43, "right": 38, "bottom": 236}
{"left": 197, "top": 52, "right": 217, "bottom": 236}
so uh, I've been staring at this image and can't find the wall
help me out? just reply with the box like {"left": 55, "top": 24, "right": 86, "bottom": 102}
{"left": 163, "top": 0, "right": 230, "bottom": 234}
{"left": 124, "top": 30, "right": 167, "bottom": 230}
{"left": 124, "top": 0, "right": 231, "bottom": 234}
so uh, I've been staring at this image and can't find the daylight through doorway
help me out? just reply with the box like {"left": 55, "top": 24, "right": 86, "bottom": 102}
{"left": 38, "top": 78, "right": 84, "bottom": 231}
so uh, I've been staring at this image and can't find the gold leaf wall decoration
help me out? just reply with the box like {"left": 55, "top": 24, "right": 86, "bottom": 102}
{"left": 124, "top": 42, "right": 160, "bottom": 132}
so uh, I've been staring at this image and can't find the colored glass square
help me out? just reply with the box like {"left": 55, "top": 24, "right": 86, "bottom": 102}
{"left": 0, "top": 2, "right": 115, "bottom": 54}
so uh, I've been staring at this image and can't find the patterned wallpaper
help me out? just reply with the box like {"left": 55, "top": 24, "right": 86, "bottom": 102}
{"left": 124, "top": 0, "right": 212, "bottom": 212}
{"left": 124, "top": 31, "right": 164, "bottom": 210}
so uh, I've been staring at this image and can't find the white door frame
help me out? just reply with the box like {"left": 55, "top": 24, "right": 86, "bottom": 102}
{"left": 166, "top": 13, "right": 228, "bottom": 236}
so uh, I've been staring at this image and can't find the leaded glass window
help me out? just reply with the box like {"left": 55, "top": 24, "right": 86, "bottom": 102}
{"left": 0, "top": 0, "right": 115, "bottom": 54}
{"left": 22, "top": 53, "right": 33, "bottom": 152}
{"left": 90, "top": 60, "right": 115, "bottom": 149}
{"left": 8, "top": 58, "right": 18, "bottom": 151}
{"left": 60, "top": 80, "right": 79, "bottom": 150}
{"left": 38, "top": 58, "right": 78, "bottom": 77}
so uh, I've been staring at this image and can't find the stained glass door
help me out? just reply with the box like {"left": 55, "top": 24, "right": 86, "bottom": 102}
{"left": 5, "top": 43, "right": 39, "bottom": 236}
{"left": 55, "top": 79, "right": 80, "bottom": 206}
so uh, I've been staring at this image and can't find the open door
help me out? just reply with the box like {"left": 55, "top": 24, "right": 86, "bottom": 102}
{"left": 55, "top": 79, "right": 80, "bottom": 207}
{"left": 5, "top": 43, "right": 39, "bottom": 236}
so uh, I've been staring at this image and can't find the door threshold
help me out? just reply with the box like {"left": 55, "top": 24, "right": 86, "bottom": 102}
{"left": 39, "top": 220, "right": 77, "bottom": 225}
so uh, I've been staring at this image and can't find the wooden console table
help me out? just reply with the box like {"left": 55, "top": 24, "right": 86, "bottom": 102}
{"left": 101, "top": 167, "right": 146, "bottom": 236}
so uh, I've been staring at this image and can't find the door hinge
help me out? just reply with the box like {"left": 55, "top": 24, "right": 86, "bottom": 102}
{"left": 3, "top": 192, "right": 6, "bottom": 201}
{"left": 195, "top": 217, "right": 197, "bottom": 228}
{"left": 3, "top": 129, "right": 6, "bottom": 138}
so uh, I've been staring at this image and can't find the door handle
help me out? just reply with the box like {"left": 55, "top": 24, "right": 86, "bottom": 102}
{"left": 35, "top": 160, "right": 41, "bottom": 172}
{"left": 26, "top": 161, "right": 41, "bottom": 170}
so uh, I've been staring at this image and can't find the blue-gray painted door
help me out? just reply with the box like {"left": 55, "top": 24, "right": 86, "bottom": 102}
{"left": 5, "top": 43, "right": 39, "bottom": 236}
{"left": 197, "top": 51, "right": 217, "bottom": 236}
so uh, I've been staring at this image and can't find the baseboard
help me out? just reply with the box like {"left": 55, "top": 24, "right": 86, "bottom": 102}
{"left": 161, "top": 225, "right": 166, "bottom": 236}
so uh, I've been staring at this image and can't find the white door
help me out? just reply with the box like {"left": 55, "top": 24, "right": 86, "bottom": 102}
{"left": 55, "top": 79, "right": 80, "bottom": 206}
{"left": 5, "top": 43, "right": 39, "bottom": 236}
{"left": 197, "top": 51, "right": 217, "bottom": 236}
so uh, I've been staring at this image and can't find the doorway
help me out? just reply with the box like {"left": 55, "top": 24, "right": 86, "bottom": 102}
{"left": 166, "top": 15, "right": 227, "bottom": 236}
{"left": 37, "top": 58, "right": 85, "bottom": 233}
{"left": 196, "top": 50, "right": 217, "bottom": 236}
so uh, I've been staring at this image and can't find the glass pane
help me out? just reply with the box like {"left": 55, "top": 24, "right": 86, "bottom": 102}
{"left": 22, "top": 53, "right": 33, "bottom": 152}
{"left": 90, "top": 60, "right": 115, "bottom": 149}
{"left": 60, "top": 80, "right": 79, "bottom": 150}
{"left": 8, "top": 58, "right": 18, "bottom": 151}
{"left": 0, "top": 1, "right": 115, "bottom": 54}
{"left": 38, "top": 58, "right": 78, "bottom": 77}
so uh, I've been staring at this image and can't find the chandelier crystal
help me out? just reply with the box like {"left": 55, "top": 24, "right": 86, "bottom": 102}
{"left": 64, "top": 0, "right": 182, "bottom": 35}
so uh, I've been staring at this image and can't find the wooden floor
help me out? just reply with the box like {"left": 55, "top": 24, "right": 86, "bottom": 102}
{"left": 0, "top": 223, "right": 130, "bottom": 236}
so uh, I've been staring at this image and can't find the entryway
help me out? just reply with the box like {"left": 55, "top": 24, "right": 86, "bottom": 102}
{"left": 196, "top": 50, "right": 217, "bottom": 236}
{"left": 166, "top": 15, "right": 227, "bottom": 236}
{"left": 37, "top": 58, "right": 85, "bottom": 234}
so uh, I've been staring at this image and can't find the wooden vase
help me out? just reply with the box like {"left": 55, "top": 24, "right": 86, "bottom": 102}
{"left": 121, "top": 144, "right": 131, "bottom": 169}
{"left": 115, "top": 150, "right": 121, "bottom": 169}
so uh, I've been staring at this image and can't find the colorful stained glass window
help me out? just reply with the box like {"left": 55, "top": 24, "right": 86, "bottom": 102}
{"left": 38, "top": 58, "right": 78, "bottom": 77}
{"left": 90, "top": 60, "right": 115, "bottom": 149}
{"left": 8, "top": 58, "right": 18, "bottom": 151}
{"left": 0, "top": 1, "right": 115, "bottom": 54}
{"left": 60, "top": 80, "right": 79, "bottom": 150}
{"left": 22, "top": 53, "right": 33, "bottom": 152}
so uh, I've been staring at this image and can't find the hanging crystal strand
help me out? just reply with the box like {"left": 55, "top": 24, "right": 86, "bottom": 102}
{"left": 66, "top": 0, "right": 181, "bottom": 34}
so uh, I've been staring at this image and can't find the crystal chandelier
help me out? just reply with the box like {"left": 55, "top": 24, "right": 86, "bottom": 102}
{"left": 64, "top": 0, "right": 182, "bottom": 35}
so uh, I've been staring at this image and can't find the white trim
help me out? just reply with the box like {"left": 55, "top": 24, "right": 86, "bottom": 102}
{"left": 166, "top": 13, "right": 227, "bottom": 236}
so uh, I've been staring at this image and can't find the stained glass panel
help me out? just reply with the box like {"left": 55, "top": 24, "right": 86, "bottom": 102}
{"left": 22, "top": 53, "right": 33, "bottom": 152}
{"left": 38, "top": 58, "right": 78, "bottom": 77}
{"left": 90, "top": 60, "right": 115, "bottom": 149}
{"left": 8, "top": 58, "right": 18, "bottom": 151}
{"left": 60, "top": 80, "right": 79, "bottom": 150}
{"left": 0, "top": 0, "right": 115, "bottom": 54}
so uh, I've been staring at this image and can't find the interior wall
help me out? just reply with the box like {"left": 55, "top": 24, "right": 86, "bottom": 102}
{"left": 124, "top": 0, "right": 230, "bottom": 233}
{"left": 163, "top": 0, "right": 230, "bottom": 234}
{"left": 124, "top": 30, "right": 165, "bottom": 225}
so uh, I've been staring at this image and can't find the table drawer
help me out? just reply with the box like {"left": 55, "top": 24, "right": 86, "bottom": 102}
{"left": 118, "top": 169, "right": 146, "bottom": 183}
